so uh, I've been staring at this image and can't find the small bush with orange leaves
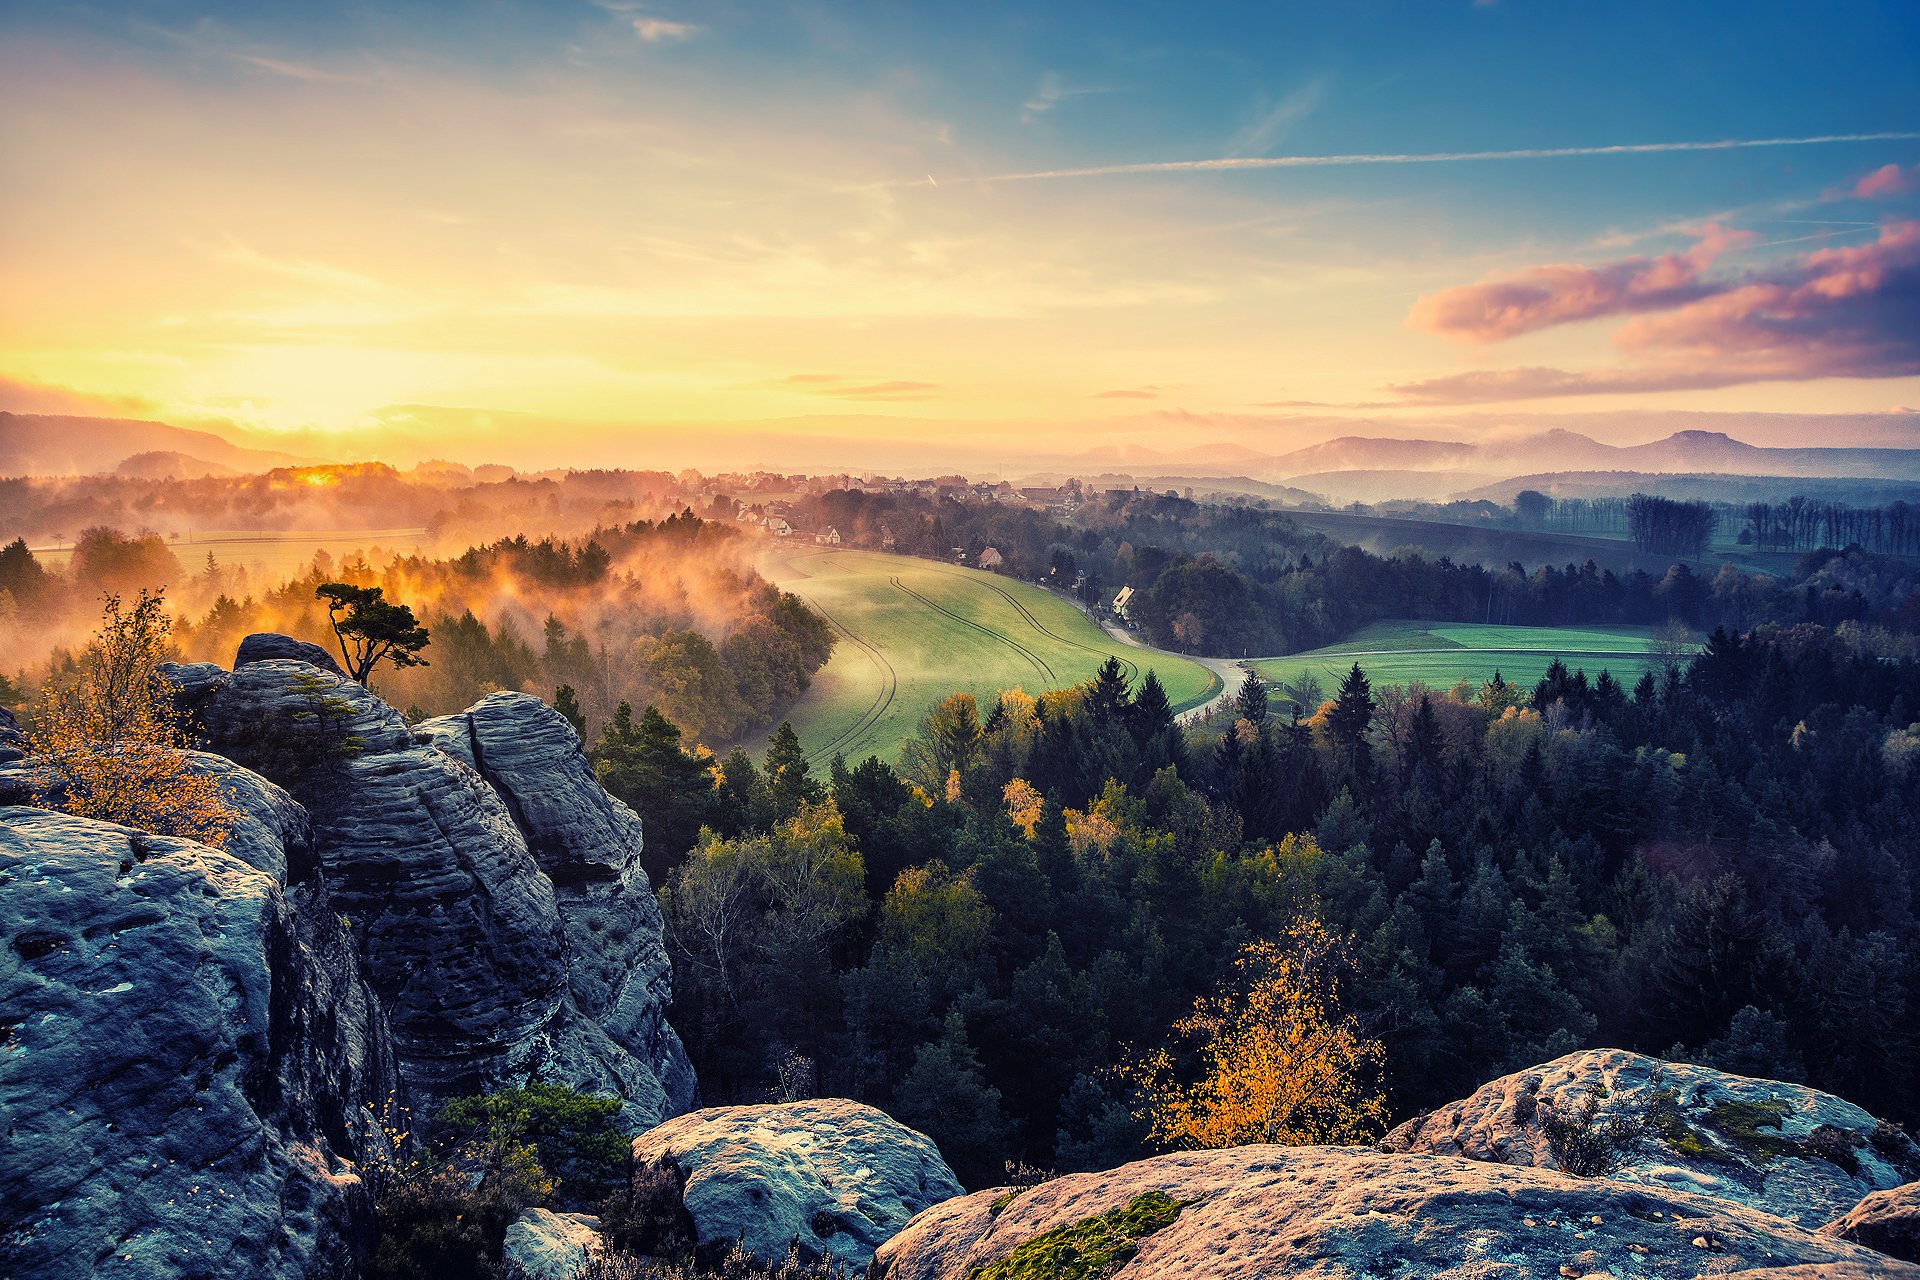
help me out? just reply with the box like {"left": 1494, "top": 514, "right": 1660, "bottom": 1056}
{"left": 28, "top": 590, "right": 234, "bottom": 847}
{"left": 1124, "top": 919, "right": 1388, "bottom": 1150}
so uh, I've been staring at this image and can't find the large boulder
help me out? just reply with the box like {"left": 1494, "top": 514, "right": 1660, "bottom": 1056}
{"left": 1381, "top": 1048, "right": 1920, "bottom": 1228}
{"left": 201, "top": 658, "right": 691, "bottom": 1129}
{"left": 501, "top": 1208, "right": 604, "bottom": 1280}
{"left": 1826, "top": 1182, "right": 1920, "bottom": 1263}
{"left": 234, "top": 632, "right": 347, "bottom": 679}
{"left": 0, "top": 805, "right": 398, "bottom": 1280}
{"left": 872, "top": 1144, "right": 1916, "bottom": 1280}
{"left": 630, "top": 1099, "right": 964, "bottom": 1268}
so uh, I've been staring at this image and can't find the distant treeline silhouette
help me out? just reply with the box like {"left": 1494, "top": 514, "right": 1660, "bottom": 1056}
{"left": 1741, "top": 496, "right": 1920, "bottom": 555}
{"left": 1626, "top": 494, "right": 1717, "bottom": 559}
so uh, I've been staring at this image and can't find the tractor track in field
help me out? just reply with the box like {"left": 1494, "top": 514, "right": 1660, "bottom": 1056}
{"left": 921, "top": 565, "right": 1140, "bottom": 683}
{"left": 887, "top": 575, "right": 1057, "bottom": 686}
{"left": 799, "top": 599, "right": 898, "bottom": 766}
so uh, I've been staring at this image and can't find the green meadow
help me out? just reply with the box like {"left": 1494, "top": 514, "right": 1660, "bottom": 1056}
{"left": 762, "top": 548, "right": 1219, "bottom": 766}
{"left": 1251, "top": 619, "right": 1664, "bottom": 706}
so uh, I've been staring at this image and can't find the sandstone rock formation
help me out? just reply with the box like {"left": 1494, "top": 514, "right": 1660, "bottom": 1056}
{"left": 1826, "top": 1182, "right": 1920, "bottom": 1264}
{"left": 199, "top": 645, "right": 693, "bottom": 1130}
{"left": 422, "top": 691, "right": 695, "bottom": 1125}
{"left": 1382, "top": 1048, "right": 1920, "bottom": 1228}
{"left": 872, "top": 1144, "right": 1914, "bottom": 1280}
{"left": 502, "top": 1208, "right": 605, "bottom": 1279}
{"left": 630, "top": 1098, "right": 964, "bottom": 1269}
{"left": 0, "top": 806, "right": 398, "bottom": 1280}
{"left": 235, "top": 631, "right": 347, "bottom": 678}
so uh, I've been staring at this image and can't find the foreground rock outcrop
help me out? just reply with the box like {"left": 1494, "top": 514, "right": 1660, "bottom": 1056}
{"left": 630, "top": 1099, "right": 965, "bottom": 1268}
{"left": 872, "top": 1144, "right": 1919, "bottom": 1280}
{"left": 0, "top": 806, "right": 397, "bottom": 1280}
{"left": 1382, "top": 1048, "right": 1920, "bottom": 1229}
{"left": 502, "top": 1208, "right": 605, "bottom": 1279}
{"left": 1827, "top": 1182, "right": 1920, "bottom": 1263}
{"left": 199, "top": 651, "right": 694, "bottom": 1129}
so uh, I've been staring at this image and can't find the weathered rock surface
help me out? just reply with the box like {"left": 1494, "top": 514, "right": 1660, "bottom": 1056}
{"left": 872, "top": 1144, "right": 1915, "bottom": 1280}
{"left": 235, "top": 631, "right": 347, "bottom": 678}
{"left": 502, "top": 1208, "right": 604, "bottom": 1279}
{"left": 1742, "top": 1266, "right": 1920, "bottom": 1279}
{"left": 1382, "top": 1048, "right": 1920, "bottom": 1228}
{"left": 1827, "top": 1182, "right": 1920, "bottom": 1263}
{"left": 201, "top": 647, "right": 691, "bottom": 1129}
{"left": 0, "top": 705, "right": 29, "bottom": 764}
{"left": 423, "top": 691, "right": 694, "bottom": 1126}
{"left": 631, "top": 1099, "right": 964, "bottom": 1268}
{"left": 0, "top": 806, "right": 398, "bottom": 1280}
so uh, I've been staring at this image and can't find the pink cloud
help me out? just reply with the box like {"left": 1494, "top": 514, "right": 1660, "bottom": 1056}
{"left": 1855, "top": 163, "right": 1916, "bottom": 199}
{"left": 1392, "top": 220, "right": 1920, "bottom": 403}
{"left": 1407, "top": 224, "right": 1752, "bottom": 343}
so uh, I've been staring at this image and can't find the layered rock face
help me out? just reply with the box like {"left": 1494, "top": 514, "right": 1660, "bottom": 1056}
{"left": 200, "top": 651, "right": 693, "bottom": 1129}
{"left": 422, "top": 691, "right": 694, "bottom": 1125}
{"left": 0, "top": 806, "right": 397, "bottom": 1280}
{"left": 1382, "top": 1048, "right": 1920, "bottom": 1228}
{"left": 872, "top": 1144, "right": 1917, "bottom": 1280}
{"left": 1827, "top": 1182, "right": 1920, "bottom": 1264}
{"left": 630, "top": 1099, "right": 965, "bottom": 1268}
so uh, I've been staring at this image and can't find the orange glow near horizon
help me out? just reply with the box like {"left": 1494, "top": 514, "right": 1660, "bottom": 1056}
{"left": 4, "top": 11, "right": 1919, "bottom": 470}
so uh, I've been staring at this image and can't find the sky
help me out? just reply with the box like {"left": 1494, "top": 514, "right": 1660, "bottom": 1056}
{"left": 3, "top": 0, "right": 1919, "bottom": 467}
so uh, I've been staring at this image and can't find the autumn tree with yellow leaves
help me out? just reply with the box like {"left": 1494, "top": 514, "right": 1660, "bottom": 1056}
{"left": 1125, "top": 919, "right": 1387, "bottom": 1149}
{"left": 28, "top": 590, "right": 233, "bottom": 846}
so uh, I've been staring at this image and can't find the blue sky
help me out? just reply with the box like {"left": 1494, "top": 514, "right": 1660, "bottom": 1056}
{"left": 3, "top": 0, "right": 1918, "bottom": 459}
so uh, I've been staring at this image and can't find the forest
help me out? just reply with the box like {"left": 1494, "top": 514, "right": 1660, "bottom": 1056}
{"left": 591, "top": 617, "right": 1920, "bottom": 1182}
{"left": 593, "top": 621, "right": 1920, "bottom": 1186}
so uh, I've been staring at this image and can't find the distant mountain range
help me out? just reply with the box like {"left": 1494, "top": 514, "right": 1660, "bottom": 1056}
{"left": 0, "top": 413, "right": 306, "bottom": 477}
{"left": 1076, "top": 429, "right": 1920, "bottom": 485}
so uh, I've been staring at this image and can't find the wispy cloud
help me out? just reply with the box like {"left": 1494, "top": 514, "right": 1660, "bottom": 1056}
{"left": 1094, "top": 387, "right": 1160, "bottom": 400}
{"left": 1854, "top": 162, "right": 1920, "bottom": 199}
{"left": 771, "top": 374, "right": 938, "bottom": 400}
{"left": 1229, "top": 78, "right": 1327, "bottom": 157}
{"left": 944, "top": 131, "right": 1920, "bottom": 185}
{"left": 589, "top": 1, "right": 701, "bottom": 42}
{"left": 1393, "top": 220, "right": 1920, "bottom": 402}
{"left": 1408, "top": 223, "right": 1753, "bottom": 342}
{"left": 1021, "top": 71, "right": 1114, "bottom": 124}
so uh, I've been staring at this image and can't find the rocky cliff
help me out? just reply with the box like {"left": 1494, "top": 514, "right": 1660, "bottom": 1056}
{"left": 196, "top": 650, "right": 695, "bottom": 1130}
{"left": 0, "top": 805, "right": 397, "bottom": 1280}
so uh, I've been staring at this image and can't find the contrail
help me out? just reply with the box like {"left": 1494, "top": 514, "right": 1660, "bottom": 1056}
{"left": 941, "top": 131, "right": 1920, "bottom": 185}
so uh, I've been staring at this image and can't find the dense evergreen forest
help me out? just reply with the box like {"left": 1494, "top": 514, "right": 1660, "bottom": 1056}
{"left": 598, "top": 625, "right": 1920, "bottom": 1185}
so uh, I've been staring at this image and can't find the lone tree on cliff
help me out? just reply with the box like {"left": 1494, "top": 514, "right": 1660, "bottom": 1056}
{"left": 315, "top": 582, "right": 431, "bottom": 685}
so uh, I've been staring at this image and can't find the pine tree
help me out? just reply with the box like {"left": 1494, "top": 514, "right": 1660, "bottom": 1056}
{"left": 763, "top": 721, "right": 824, "bottom": 821}
{"left": 1235, "top": 669, "right": 1270, "bottom": 728}
{"left": 1326, "top": 663, "right": 1375, "bottom": 777}
{"left": 552, "top": 684, "right": 585, "bottom": 739}
{"left": 1086, "top": 657, "right": 1132, "bottom": 725}
{"left": 1130, "top": 668, "right": 1174, "bottom": 742}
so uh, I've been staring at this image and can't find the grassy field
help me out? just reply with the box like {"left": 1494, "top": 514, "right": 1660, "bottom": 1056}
{"left": 1251, "top": 619, "right": 1665, "bottom": 705}
{"left": 763, "top": 547, "right": 1220, "bottom": 766}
